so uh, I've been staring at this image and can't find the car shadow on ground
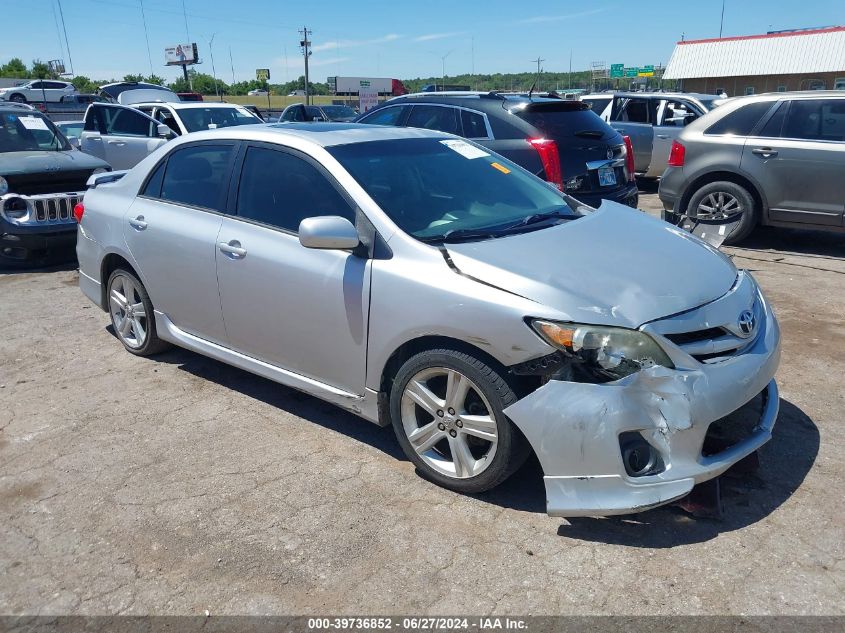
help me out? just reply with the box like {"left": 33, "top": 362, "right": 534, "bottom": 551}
{"left": 730, "top": 226, "right": 845, "bottom": 260}
{"left": 0, "top": 260, "right": 77, "bottom": 276}
{"left": 146, "top": 343, "right": 818, "bottom": 545}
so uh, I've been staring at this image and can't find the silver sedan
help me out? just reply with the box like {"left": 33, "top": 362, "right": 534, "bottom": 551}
{"left": 76, "top": 123, "right": 781, "bottom": 517}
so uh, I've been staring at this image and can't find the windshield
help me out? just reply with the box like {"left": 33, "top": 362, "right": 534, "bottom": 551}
{"left": 57, "top": 122, "right": 84, "bottom": 136}
{"left": 0, "top": 111, "right": 69, "bottom": 152}
{"left": 329, "top": 138, "right": 581, "bottom": 242}
{"left": 177, "top": 107, "right": 261, "bottom": 132}
{"left": 321, "top": 105, "right": 357, "bottom": 120}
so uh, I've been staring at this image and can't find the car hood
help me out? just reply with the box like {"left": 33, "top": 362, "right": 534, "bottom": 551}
{"left": 444, "top": 202, "right": 737, "bottom": 329}
{"left": 0, "top": 150, "right": 110, "bottom": 176}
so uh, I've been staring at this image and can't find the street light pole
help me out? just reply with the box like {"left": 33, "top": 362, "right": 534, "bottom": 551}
{"left": 300, "top": 26, "right": 312, "bottom": 106}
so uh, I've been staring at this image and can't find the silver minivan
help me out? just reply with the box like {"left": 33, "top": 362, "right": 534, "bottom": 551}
{"left": 659, "top": 91, "right": 845, "bottom": 243}
{"left": 76, "top": 123, "right": 781, "bottom": 517}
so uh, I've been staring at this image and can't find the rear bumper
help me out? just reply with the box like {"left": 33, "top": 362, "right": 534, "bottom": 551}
{"left": 657, "top": 166, "right": 685, "bottom": 213}
{"left": 504, "top": 291, "right": 781, "bottom": 517}
{"left": 574, "top": 183, "right": 639, "bottom": 209}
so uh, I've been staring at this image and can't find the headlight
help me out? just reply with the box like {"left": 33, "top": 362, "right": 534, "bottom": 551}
{"left": 0, "top": 176, "right": 8, "bottom": 195}
{"left": 530, "top": 319, "right": 674, "bottom": 380}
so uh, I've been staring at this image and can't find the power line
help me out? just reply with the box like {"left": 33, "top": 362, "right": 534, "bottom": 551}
{"left": 139, "top": 0, "right": 154, "bottom": 76}
{"left": 55, "top": 0, "right": 74, "bottom": 75}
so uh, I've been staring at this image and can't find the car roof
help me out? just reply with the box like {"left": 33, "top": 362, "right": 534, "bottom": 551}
{"left": 183, "top": 122, "right": 449, "bottom": 147}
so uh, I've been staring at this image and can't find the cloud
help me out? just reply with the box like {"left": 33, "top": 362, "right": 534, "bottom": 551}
{"left": 311, "top": 34, "right": 401, "bottom": 53}
{"left": 413, "top": 31, "right": 467, "bottom": 42}
{"left": 517, "top": 8, "right": 607, "bottom": 24}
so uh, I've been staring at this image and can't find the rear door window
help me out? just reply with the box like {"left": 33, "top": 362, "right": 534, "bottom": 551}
{"left": 159, "top": 144, "right": 234, "bottom": 210}
{"left": 359, "top": 105, "right": 405, "bottom": 126}
{"left": 705, "top": 101, "right": 775, "bottom": 136}
{"left": 782, "top": 99, "right": 845, "bottom": 142}
{"left": 102, "top": 107, "right": 156, "bottom": 137}
{"left": 406, "top": 105, "right": 460, "bottom": 135}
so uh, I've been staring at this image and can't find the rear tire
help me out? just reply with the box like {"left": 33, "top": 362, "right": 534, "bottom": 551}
{"left": 686, "top": 180, "right": 757, "bottom": 245}
{"left": 389, "top": 348, "right": 530, "bottom": 494}
{"left": 106, "top": 268, "right": 170, "bottom": 356}
{"left": 9, "top": 93, "right": 26, "bottom": 103}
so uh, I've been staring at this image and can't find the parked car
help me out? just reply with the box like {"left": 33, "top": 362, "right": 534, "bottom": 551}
{"left": 177, "top": 92, "right": 204, "bottom": 102}
{"left": 0, "top": 103, "right": 110, "bottom": 266}
{"left": 288, "top": 90, "right": 306, "bottom": 96}
{"left": 355, "top": 92, "right": 639, "bottom": 209}
{"left": 0, "top": 80, "right": 76, "bottom": 103}
{"left": 582, "top": 92, "right": 728, "bottom": 178}
{"left": 660, "top": 91, "right": 845, "bottom": 244}
{"left": 79, "top": 101, "right": 262, "bottom": 169}
{"left": 278, "top": 103, "right": 358, "bottom": 123}
{"left": 76, "top": 123, "right": 780, "bottom": 517}
{"left": 248, "top": 89, "right": 269, "bottom": 97}
{"left": 34, "top": 94, "right": 107, "bottom": 115}
{"left": 54, "top": 120, "right": 85, "bottom": 147}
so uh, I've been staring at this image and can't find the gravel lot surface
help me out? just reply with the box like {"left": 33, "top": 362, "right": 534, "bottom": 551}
{"left": 1, "top": 194, "right": 843, "bottom": 615}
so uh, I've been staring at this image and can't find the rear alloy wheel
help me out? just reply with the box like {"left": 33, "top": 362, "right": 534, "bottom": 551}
{"left": 9, "top": 93, "right": 26, "bottom": 103}
{"left": 686, "top": 180, "right": 757, "bottom": 245}
{"left": 390, "top": 349, "right": 529, "bottom": 493}
{"left": 107, "top": 269, "right": 169, "bottom": 356}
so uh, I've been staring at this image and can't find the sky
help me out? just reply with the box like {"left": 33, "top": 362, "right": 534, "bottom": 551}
{"left": 1, "top": 0, "right": 842, "bottom": 84}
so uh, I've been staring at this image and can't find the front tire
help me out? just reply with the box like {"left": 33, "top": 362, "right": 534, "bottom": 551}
{"left": 107, "top": 268, "right": 170, "bottom": 356}
{"left": 686, "top": 180, "right": 757, "bottom": 244}
{"left": 389, "top": 348, "right": 529, "bottom": 493}
{"left": 9, "top": 93, "right": 26, "bottom": 103}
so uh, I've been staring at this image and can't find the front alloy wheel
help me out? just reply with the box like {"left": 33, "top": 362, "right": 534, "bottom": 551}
{"left": 390, "top": 348, "right": 529, "bottom": 493}
{"left": 401, "top": 366, "right": 499, "bottom": 479}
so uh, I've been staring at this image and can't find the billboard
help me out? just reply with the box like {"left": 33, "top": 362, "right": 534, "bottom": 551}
{"left": 165, "top": 43, "right": 198, "bottom": 66}
{"left": 256, "top": 68, "right": 270, "bottom": 81}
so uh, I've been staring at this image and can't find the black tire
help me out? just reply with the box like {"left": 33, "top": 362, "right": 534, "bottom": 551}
{"left": 9, "top": 93, "right": 26, "bottom": 103}
{"left": 686, "top": 180, "right": 758, "bottom": 245}
{"left": 661, "top": 207, "right": 683, "bottom": 226}
{"left": 389, "top": 348, "right": 530, "bottom": 494}
{"left": 106, "top": 268, "right": 170, "bottom": 356}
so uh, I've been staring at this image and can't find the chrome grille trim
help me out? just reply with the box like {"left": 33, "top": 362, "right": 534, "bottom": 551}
{"left": 1, "top": 192, "right": 85, "bottom": 226}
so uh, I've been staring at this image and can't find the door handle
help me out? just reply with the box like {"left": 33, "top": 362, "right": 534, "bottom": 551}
{"left": 128, "top": 215, "right": 147, "bottom": 230}
{"left": 107, "top": 140, "right": 126, "bottom": 146}
{"left": 218, "top": 240, "right": 247, "bottom": 259}
{"left": 656, "top": 134, "right": 669, "bottom": 139}
{"left": 751, "top": 147, "right": 778, "bottom": 158}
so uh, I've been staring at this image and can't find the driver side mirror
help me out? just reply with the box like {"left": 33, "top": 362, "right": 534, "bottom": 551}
{"left": 298, "top": 216, "right": 360, "bottom": 250}
{"left": 156, "top": 123, "right": 172, "bottom": 138}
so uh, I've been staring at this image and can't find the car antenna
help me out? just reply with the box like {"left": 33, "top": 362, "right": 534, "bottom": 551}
{"left": 528, "top": 80, "right": 536, "bottom": 101}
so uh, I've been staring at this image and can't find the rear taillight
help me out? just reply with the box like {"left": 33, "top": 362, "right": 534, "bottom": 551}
{"left": 73, "top": 202, "right": 84, "bottom": 223}
{"left": 528, "top": 138, "right": 563, "bottom": 190}
{"left": 623, "top": 135, "right": 636, "bottom": 182}
{"left": 668, "top": 140, "right": 686, "bottom": 167}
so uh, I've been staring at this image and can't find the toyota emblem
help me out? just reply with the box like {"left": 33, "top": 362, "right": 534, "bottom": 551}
{"left": 737, "top": 310, "right": 756, "bottom": 337}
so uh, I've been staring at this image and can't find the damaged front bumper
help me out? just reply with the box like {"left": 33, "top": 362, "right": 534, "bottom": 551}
{"left": 504, "top": 274, "right": 781, "bottom": 517}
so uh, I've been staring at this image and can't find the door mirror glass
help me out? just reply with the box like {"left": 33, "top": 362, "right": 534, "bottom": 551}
{"left": 157, "top": 123, "right": 172, "bottom": 138}
{"left": 298, "top": 216, "right": 360, "bottom": 250}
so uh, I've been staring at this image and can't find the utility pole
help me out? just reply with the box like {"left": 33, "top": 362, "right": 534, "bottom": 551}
{"left": 229, "top": 46, "right": 236, "bottom": 86}
{"left": 719, "top": 0, "right": 726, "bottom": 38}
{"left": 139, "top": 0, "right": 154, "bottom": 77}
{"left": 300, "top": 26, "right": 312, "bottom": 105}
{"left": 531, "top": 56, "right": 545, "bottom": 92}
{"left": 471, "top": 36, "right": 475, "bottom": 91}
{"left": 56, "top": 0, "right": 74, "bottom": 75}
{"left": 208, "top": 33, "right": 220, "bottom": 101}
{"left": 181, "top": 0, "right": 192, "bottom": 89}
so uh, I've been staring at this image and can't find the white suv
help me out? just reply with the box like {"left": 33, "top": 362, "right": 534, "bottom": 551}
{"left": 0, "top": 80, "right": 76, "bottom": 103}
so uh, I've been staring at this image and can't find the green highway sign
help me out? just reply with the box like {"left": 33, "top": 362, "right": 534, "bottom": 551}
{"left": 610, "top": 64, "right": 624, "bottom": 78}
{"left": 625, "top": 67, "right": 639, "bottom": 77}
{"left": 638, "top": 65, "right": 655, "bottom": 77}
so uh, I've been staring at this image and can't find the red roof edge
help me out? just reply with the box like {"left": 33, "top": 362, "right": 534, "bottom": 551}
{"left": 677, "top": 25, "right": 845, "bottom": 45}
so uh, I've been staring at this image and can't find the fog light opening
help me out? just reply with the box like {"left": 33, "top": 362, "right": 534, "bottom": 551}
{"left": 619, "top": 432, "right": 665, "bottom": 477}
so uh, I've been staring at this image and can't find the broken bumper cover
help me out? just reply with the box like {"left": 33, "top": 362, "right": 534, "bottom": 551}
{"left": 504, "top": 295, "right": 781, "bottom": 518}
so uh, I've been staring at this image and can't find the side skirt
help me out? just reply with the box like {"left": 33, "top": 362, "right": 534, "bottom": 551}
{"left": 154, "top": 311, "right": 384, "bottom": 425}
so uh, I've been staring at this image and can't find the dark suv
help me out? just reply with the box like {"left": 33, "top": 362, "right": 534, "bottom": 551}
{"left": 355, "top": 92, "right": 638, "bottom": 209}
{"left": 0, "top": 103, "right": 110, "bottom": 266}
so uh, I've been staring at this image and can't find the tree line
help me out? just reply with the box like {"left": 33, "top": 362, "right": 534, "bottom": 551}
{"left": 1, "top": 58, "right": 674, "bottom": 96}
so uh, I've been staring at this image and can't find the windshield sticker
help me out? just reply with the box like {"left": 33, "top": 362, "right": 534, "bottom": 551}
{"left": 490, "top": 162, "right": 511, "bottom": 174}
{"left": 440, "top": 139, "right": 489, "bottom": 159}
{"left": 19, "top": 116, "right": 49, "bottom": 131}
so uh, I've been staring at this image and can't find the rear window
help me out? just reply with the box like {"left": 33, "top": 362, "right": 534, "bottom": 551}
{"left": 515, "top": 104, "right": 610, "bottom": 138}
{"left": 705, "top": 101, "right": 774, "bottom": 136}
